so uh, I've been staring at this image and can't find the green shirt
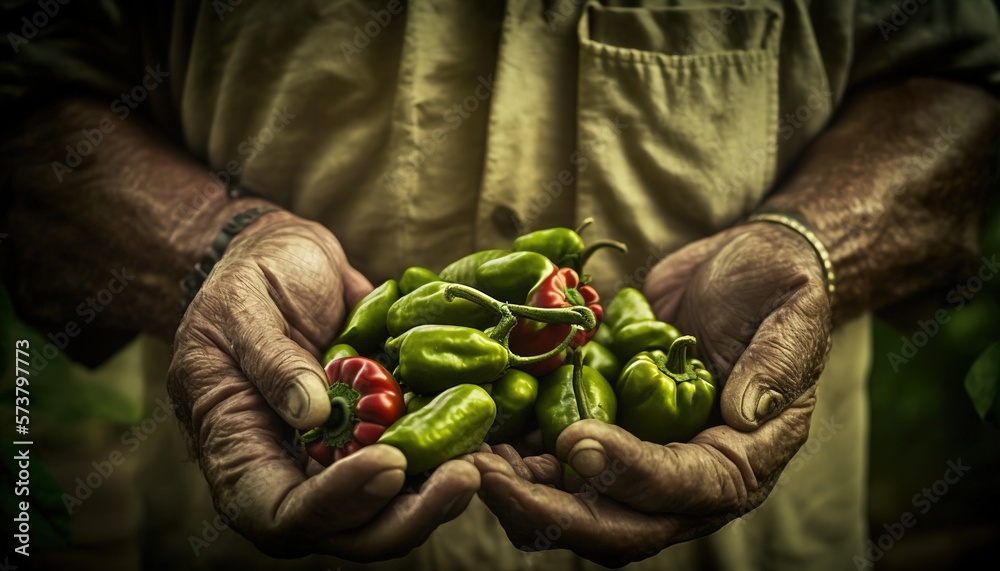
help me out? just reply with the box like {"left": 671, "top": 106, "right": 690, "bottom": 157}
{"left": 3, "top": 1, "right": 998, "bottom": 569}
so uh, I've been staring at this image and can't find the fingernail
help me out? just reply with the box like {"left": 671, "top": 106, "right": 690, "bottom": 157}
{"left": 756, "top": 390, "right": 782, "bottom": 420}
{"left": 363, "top": 469, "right": 404, "bottom": 497}
{"left": 568, "top": 439, "right": 606, "bottom": 478}
{"left": 284, "top": 380, "right": 310, "bottom": 420}
{"left": 742, "top": 382, "right": 782, "bottom": 424}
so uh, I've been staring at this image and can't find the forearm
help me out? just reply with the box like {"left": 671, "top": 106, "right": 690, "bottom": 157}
{"left": 0, "top": 98, "right": 276, "bottom": 345}
{"left": 762, "top": 77, "right": 1000, "bottom": 324}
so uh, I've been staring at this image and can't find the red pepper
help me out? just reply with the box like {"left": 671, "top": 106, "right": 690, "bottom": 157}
{"left": 508, "top": 267, "right": 604, "bottom": 376}
{"left": 300, "top": 357, "right": 406, "bottom": 466}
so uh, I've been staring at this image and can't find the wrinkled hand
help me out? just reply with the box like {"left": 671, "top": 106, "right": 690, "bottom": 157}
{"left": 474, "top": 223, "right": 832, "bottom": 566}
{"left": 167, "top": 209, "right": 479, "bottom": 561}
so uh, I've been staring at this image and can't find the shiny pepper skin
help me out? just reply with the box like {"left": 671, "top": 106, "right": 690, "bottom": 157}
{"left": 333, "top": 279, "right": 400, "bottom": 356}
{"left": 508, "top": 267, "right": 604, "bottom": 377}
{"left": 616, "top": 336, "right": 716, "bottom": 444}
{"left": 301, "top": 357, "right": 406, "bottom": 466}
{"left": 536, "top": 353, "right": 617, "bottom": 454}
{"left": 379, "top": 384, "right": 496, "bottom": 474}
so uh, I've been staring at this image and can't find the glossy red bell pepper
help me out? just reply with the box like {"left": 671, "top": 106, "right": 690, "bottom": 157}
{"left": 509, "top": 267, "right": 604, "bottom": 376}
{"left": 300, "top": 356, "right": 406, "bottom": 466}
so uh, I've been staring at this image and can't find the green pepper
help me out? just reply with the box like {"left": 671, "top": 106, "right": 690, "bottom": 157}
{"left": 384, "top": 285, "right": 595, "bottom": 394}
{"left": 386, "top": 325, "right": 513, "bottom": 393}
{"left": 386, "top": 281, "right": 496, "bottom": 336}
{"left": 578, "top": 341, "right": 622, "bottom": 387}
{"left": 475, "top": 251, "right": 556, "bottom": 303}
{"left": 485, "top": 370, "right": 539, "bottom": 445}
{"left": 511, "top": 218, "right": 627, "bottom": 274}
{"left": 604, "top": 287, "right": 657, "bottom": 334}
{"left": 536, "top": 351, "right": 617, "bottom": 454}
{"left": 616, "top": 336, "right": 716, "bottom": 444}
{"left": 398, "top": 266, "right": 440, "bottom": 295}
{"left": 592, "top": 323, "right": 614, "bottom": 346}
{"left": 438, "top": 249, "right": 509, "bottom": 287}
{"left": 611, "top": 320, "right": 680, "bottom": 362}
{"left": 379, "top": 384, "right": 496, "bottom": 474}
{"left": 322, "top": 343, "right": 358, "bottom": 366}
{"left": 404, "top": 391, "right": 436, "bottom": 414}
{"left": 333, "top": 280, "right": 400, "bottom": 355}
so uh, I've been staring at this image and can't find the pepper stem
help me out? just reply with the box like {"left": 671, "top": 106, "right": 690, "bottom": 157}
{"left": 663, "top": 335, "right": 698, "bottom": 382}
{"left": 575, "top": 217, "right": 595, "bottom": 235}
{"left": 575, "top": 239, "right": 629, "bottom": 274}
{"left": 570, "top": 349, "right": 596, "bottom": 420}
{"left": 446, "top": 284, "right": 596, "bottom": 330}
{"left": 506, "top": 324, "right": 581, "bottom": 367}
{"left": 298, "top": 382, "right": 360, "bottom": 448}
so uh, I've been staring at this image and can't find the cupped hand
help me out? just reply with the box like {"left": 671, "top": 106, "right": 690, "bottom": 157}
{"left": 474, "top": 222, "right": 832, "bottom": 566}
{"left": 167, "top": 208, "right": 479, "bottom": 560}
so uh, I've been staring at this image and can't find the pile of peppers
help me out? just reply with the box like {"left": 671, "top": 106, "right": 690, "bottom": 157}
{"left": 299, "top": 219, "right": 718, "bottom": 474}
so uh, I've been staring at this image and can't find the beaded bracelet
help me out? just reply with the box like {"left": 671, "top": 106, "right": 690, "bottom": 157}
{"left": 179, "top": 205, "right": 275, "bottom": 309}
{"left": 746, "top": 212, "right": 836, "bottom": 304}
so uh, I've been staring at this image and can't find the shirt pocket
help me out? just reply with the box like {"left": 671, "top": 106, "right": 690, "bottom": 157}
{"left": 575, "top": 1, "right": 782, "bottom": 268}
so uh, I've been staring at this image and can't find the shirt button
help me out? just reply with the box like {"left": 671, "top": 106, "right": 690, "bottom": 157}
{"left": 491, "top": 205, "right": 522, "bottom": 239}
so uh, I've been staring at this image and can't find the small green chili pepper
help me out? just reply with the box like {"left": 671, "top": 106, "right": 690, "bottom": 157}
{"left": 384, "top": 285, "right": 594, "bottom": 394}
{"left": 386, "top": 325, "right": 514, "bottom": 393}
{"left": 333, "top": 280, "right": 400, "bottom": 355}
{"left": 511, "top": 218, "right": 628, "bottom": 274}
{"left": 611, "top": 320, "right": 680, "bottom": 362}
{"left": 438, "top": 249, "right": 509, "bottom": 287}
{"left": 404, "top": 391, "right": 436, "bottom": 414}
{"left": 379, "top": 384, "right": 496, "bottom": 474}
{"left": 579, "top": 341, "right": 622, "bottom": 388}
{"left": 322, "top": 343, "right": 358, "bottom": 366}
{"left": 604, "top": 287, "right": 657, "bottom": 334}
{"left": 398, "top": 266, "right": 440, "bottom": 295}
{"left": 475, "top": 251, "right": 556, "bottom": 303}
{"left": 616, "top": 336, "right": 716, "bottom": 444}
{"left": 485, "top": 369, "right": 539, "bottom": 445}
{"left": 592, "top": 323, "right": 614, "bottom": 347}
{"left": 386, "top": 281, "right": 496, "bottom": 336}
{"left": 536, "top": 351, "right": 617, "bottom": 454}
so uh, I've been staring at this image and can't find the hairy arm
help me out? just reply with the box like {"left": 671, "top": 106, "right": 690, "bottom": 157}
{"left": 476, "top": 77, "right": 1000, "bottom": 566}
{"left": 0, "top": 98, "right": 480, "bottom": 560}
{"left": 0, "top": 98, "right": 272, "bottom": 346}
{"left": 764, "top": 77, "right": 1000, "bottom": 325}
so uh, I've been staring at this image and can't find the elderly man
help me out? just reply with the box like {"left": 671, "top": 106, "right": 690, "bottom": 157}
{"left": 2, "top": 0, "right": 998, "bottom": 569}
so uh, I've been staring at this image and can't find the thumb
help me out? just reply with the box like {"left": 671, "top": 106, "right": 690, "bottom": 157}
{"left": 231, "top": 311, "right": 332, "bottom": 431}
{"left": 341, "top": 264, "right": 374, "bottom": 309}
{"left": 720, "top": 284, "right": 830, "bottom": 431}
